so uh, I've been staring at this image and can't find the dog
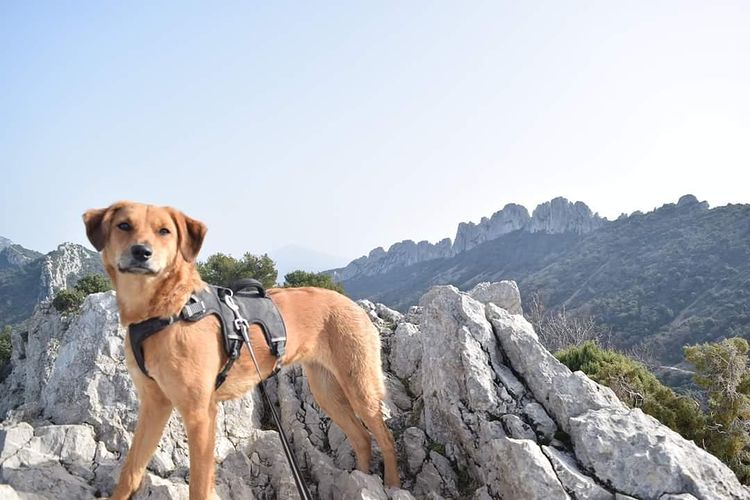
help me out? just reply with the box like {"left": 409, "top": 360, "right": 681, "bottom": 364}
{"left": 83, "top": 201, "right": 400, "bottom": 499}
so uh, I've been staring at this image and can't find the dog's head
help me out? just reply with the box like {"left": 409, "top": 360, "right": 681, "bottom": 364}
{"left": 83, "top": 201, "right": 207, "bottom": 279}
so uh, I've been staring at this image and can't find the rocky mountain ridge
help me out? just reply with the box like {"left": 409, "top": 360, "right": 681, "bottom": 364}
{"left": 0, "top": 240, "right": 102, "bottom": 327}
{"left": 332, "top": 197, "right": 604, "bottom": 281}
{"left": 0, "top": 281, "right": 745, "bottom": 499}
{"left": 330, "top": 195, "right": 748, "bottom": 368}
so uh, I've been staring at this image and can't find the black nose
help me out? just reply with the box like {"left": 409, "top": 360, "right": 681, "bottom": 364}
{"left": 131, "top": 244, "right": 153, "bottom": 262}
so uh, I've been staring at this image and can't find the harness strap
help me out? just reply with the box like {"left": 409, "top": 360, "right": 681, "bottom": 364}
{"left": 128, "top": 315, "right": 179, "bottom": 377}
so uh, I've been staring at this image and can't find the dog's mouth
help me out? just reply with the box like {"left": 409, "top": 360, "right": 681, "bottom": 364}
{"left": 117, "top": 263, "right": 158, "bottom": 276}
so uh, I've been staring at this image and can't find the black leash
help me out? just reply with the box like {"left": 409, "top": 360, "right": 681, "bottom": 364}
{"left": 224, "top": 293, "right": 313, "bottom": 500}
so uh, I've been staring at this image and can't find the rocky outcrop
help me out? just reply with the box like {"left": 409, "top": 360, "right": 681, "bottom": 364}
{"left": 1, "top": 283, "right": 746, "bottom": 499}
{"left": 37, "top": 243, "right": 103, "bottom": 301}
{"left": 452, "top": 203, "right": 531, "bottom": 253}
{"left": 331, "top": 197, "right": 604, "bottom": 281}
{"left": 334, "top": 239, "right": 454, "bottom": 281}
{"left": 529, "top": 197, "right": 604, "bottom": 234}
{"left": 0, "top": 245, "right": 40, "bottom": 269}
{"left": 0, "top": 236, "right": 12, "bottom": 251}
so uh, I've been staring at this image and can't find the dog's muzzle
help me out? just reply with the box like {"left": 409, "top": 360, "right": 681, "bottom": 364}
{"left": 118, "top": 244, "right": 158, "bottom": 275}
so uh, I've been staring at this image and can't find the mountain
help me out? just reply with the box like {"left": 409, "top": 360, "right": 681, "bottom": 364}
{"left": 330, "top": 195, "right": 750, "bottom": 364}
{"left": 0, "top": 240, "right": 103, "bottom": 327}
{"left": 332, "top": 196, "right": 603, "bottom": 282}
{"left": 0, "top": 284, "right": 743, "bottom": 498}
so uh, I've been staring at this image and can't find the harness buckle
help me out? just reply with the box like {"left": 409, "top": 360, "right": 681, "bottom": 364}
{"left": 180, "top": 297, "right": 206, "bottom": 321}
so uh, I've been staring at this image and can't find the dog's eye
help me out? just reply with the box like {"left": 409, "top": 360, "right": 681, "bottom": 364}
{"left": 117, "top": 222, "right": 132, "bottom": 231}
{"left": 159, "top": 228, "right": 170, "bottom": 236}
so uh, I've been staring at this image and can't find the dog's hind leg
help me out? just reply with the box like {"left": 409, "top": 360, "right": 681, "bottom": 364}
{"left": 332, "top": 363, "right": 401, "bottom": 489}
{"left": 305, "top": 362, "right": 373, "bottom": 472}
{"left": 111, "top": 381, "right": 173, "bottom": 500}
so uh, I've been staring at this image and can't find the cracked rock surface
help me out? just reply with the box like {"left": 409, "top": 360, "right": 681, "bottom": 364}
{"left": 1, "top": 285, "right": 748, "bottom": 499}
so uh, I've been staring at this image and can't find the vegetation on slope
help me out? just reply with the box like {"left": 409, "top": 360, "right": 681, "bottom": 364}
{"left": 558, "top": 339, "right": 750, "bottom": 484}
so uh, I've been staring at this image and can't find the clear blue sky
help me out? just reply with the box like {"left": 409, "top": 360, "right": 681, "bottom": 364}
{"left": 2, "top": 1, "right": 749, "bottom": 264}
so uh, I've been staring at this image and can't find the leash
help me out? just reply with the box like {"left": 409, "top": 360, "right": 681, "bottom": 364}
{"left": 224, "top": 293, "right": 313, "bottom": 500}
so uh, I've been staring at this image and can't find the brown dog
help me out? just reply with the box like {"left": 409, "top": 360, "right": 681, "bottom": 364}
{"left": 83, "top": 201, "right": 399, "bottom": 499}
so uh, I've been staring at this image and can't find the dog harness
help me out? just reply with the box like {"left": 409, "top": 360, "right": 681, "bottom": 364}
{"left": 128, "top": 279, "right": 287, "bottom": 389}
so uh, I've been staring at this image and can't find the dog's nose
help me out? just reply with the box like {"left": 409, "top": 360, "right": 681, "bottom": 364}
{"left": 131, "top": 244, "right": 153, "bottom": 262}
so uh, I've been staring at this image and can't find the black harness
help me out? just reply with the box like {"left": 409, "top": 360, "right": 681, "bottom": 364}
{"left": 128, "top": 279, "right": 287, "bottom": 389}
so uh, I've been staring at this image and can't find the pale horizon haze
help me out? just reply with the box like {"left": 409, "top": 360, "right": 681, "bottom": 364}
{"left": 1, "top": 2, "right": 749, "bottom": 268}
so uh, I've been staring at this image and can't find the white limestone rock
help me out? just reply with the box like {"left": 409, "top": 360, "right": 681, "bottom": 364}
{"left": 569, "top": 407, "right": 750, "bottom": 500}
{"left": 542, "top": 446, "right": 612, "bottom": 500}
{"left": 468, "top": 280, "right": 523, "bottom": 315}
{"left": 487, "top": 437, "right": 569, "bottom": 499}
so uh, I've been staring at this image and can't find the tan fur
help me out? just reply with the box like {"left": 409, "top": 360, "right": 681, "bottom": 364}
{"left": 83, "top": 201, "right": 400, "bottom": 500}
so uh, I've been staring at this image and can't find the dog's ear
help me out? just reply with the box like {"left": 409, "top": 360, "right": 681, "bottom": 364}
{"left": 168, "top": 208, "right": 207, "bottom": 263}
{"left": 83, "top": 202, "right": 128, "bottom": 251}
{"left": 82, "top": 207, "right": 111, "bottom": 251}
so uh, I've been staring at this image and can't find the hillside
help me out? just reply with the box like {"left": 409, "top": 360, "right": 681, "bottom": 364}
{"left": 0, "top": 240, "right": 103, "bottom": 327}
{"left": 333, "top": 195, "right": 750, "bottom": 364}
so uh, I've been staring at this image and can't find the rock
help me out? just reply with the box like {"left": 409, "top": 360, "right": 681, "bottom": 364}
{"left": 0, "top": 422, "right": 34, "bottom": 462}
{"left": 419, "top": 286, "right": 506, "bottom": 454}
{"left": 402, "top": 427, "right": 427, "bottom": 475}
{"left": 333, "top": 239, "right": 454, "bottom": 281}
{"left": 468, "top": 280, "right": 522, "bottom": 315}
{"left": 500, "top": 414, "right": 535, "bottom": 440}
{"left": 133, "top": 474, "right": 190, "bottom": 500}
{"left": 0, "top": 484, "right": 21, "bottom": 500}
{"left": 542, "top": 446, "right": 612, "bottom": 500}
{"left": 453, "top": 203, "right": 531, "bottom": 253}
{"left": 529, "top": 197, "right": 603, "bottom": 235}
{"left": 390, "top": 323, "right": 421, "bottom": 381}
{"left": 38, "top": 242, "right": 102, "bottom": 301}
{"left": 333, "top": 470, "right": 388, "bottom": 500}
{"left": 523, "top": 401, "right": 557, "bottom": 441}
{"left": 375, "top": 303, "right": 404, "bottom": 325}
{"left": 0, "top": 280, "right": 746, "bottom": 499}
{"left": 487, "top": 304, "right": 623, "bottom": 432}
{"left": 487, "top": 437, "right": 569, "bottom": 499}
{"left": 569, "top": 407, "right": 750, "bottom": 500}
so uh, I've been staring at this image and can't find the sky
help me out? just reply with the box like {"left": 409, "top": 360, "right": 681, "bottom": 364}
{"left": 1, "top": 1, "right": 749, "bottom": 267}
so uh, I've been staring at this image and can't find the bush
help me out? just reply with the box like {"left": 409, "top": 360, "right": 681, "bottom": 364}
{"left": 74, "top": 274, "right": 112, "bottom": 295}
{"left": 283, "top": 270, "right": 344, "bottom": 293}
{"left": 0, "top": 325, "right": 11, "bottom": 366}
{"left": 557, "top": 341, "right": 707, "bottom": 445}
{"left": 684, "top": 338, "right": 750, "bottom": 483}
{"left": 198, "top": 253, "right": 278, "bottom": 289}
{"left": 52, "top": 289, "right": 85, "bottom": 314}
{"left": 51, "top": 274, "right": 112, "bottom": 315}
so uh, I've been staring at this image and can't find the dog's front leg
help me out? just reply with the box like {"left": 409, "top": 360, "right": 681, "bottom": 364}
{"left": 179, "top": 402, "right": 219, "bottom": 500}
{"left": 111, "top": 383, "right": 173, "bottom": 500}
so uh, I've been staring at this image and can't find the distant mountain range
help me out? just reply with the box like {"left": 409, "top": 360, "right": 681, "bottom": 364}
{"left": 0, "top": 240, "right": 102, "bottom": 327}
{"left": 328, "top": 195, "right": 750, "bottom": 364}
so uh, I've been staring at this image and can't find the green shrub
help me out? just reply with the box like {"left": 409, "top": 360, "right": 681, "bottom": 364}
{"left": 684, "top": 338, "right": 750, "bottom": 483}
{"left": 74, "top": 274, "right": 112, "bottom": 295}
{"left": 50, "top": 274, "right": 111, "bottom": 315}
{"left": 283, "top": 270, "right": 344, "bottom": 293}
{"left": 0, "top": 325, "right": 11, "bottom": 366}
{"left": 52, "top": 289, "right": 85, "bottom": 314}
{"left": 198, "top": 253, "right": 278, "bottom": 289}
